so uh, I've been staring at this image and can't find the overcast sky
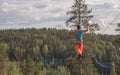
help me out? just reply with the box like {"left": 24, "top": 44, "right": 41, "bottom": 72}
{"left": 0, "top": 0, "right": 120, "bottom": 35}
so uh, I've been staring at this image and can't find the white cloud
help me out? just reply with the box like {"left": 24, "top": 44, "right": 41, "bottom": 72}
{"left": 3, "top": 2, "right": 8, "bottom": 5}
{"left": 0, "top": 0, "right": 119, "bottom": 35}
{"left": 87, "top": 0, "right": 120, "bottom": 4}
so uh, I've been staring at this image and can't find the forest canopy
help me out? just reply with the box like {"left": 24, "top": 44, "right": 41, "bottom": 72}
{"left": 0, "top": 28, "right": 119, "bottom": 75}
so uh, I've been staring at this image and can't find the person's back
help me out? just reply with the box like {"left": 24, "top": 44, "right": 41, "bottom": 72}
{"left": 75, "top": 29, "right": 83, "bottom": 41}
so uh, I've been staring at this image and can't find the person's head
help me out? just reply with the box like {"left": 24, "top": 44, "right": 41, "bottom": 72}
{"left": 77, "top": 24, "right": 81, "bottom": 29}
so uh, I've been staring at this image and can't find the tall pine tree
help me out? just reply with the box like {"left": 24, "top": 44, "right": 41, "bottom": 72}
{"left": 66, "top": 0, "right": 93, "bottom": 28}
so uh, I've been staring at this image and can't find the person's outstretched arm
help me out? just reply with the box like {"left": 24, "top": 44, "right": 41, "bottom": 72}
{"left": 82, "top": 23, "right": 89, "bottom": 32}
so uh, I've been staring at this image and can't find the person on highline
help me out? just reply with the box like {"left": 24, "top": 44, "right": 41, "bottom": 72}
{"left": 66, "top": 23, "right": 89, "bottom": 59}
